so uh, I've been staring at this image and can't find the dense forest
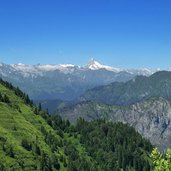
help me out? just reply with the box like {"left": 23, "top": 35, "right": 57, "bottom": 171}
{"left": 0, "top": 78, "right": 168, "bottom": 170}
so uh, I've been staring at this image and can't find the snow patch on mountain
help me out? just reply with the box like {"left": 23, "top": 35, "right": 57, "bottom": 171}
{"left": 85, "top": 59, "right": 122, "bottom": 72}
{"left": 10, "top": 63, "right": 77, "bottom": 73}
{"left": 0, "top": 59, "right": 162, "bottom": 78}
{"left": 60, "top": 64, "right": 75, "bottom": 68}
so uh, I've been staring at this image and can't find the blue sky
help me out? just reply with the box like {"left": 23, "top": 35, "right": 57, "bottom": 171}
{"left": 0, "top": 0, "right": 171, "bottom": 69}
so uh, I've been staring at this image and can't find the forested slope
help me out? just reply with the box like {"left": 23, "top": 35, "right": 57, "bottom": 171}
{"left": 0, "top": 79, "right": 153, "bottom": 171}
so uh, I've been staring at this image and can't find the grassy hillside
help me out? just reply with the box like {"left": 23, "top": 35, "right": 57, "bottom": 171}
{"left": 0, "top": 80, "right": 62, "bottom": 170}
{"left": 0, "top": 80, "right": 94, "bottom": 170}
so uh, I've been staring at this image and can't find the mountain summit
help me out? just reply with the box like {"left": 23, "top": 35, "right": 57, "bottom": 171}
{"left": 85, "top": 58, "right": 122, "bottom": 72}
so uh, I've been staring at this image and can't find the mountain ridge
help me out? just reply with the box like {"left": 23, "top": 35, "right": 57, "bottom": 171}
{"left": 0, "top": 60, "right": 147, "bottom": 101}
{"left": 79, "top": 71, "right": 171, "bottom": 106}
{"left": 1, "top": 59, "right": 159, "bottom": 76}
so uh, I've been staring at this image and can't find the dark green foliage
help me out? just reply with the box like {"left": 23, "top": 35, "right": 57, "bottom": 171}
{"left": 33, "top": 143, "right": 41, "bottom": 155}
{"left": 75, "top": 119, "right": 153, "bottom": 171}
{"left": 64, "top": 143, "right": 79, "bottom": 160}
{"left": 21, "top": 139, "right": 32, "bottom": 151}
{"left": 40, "top": 152, "right": 53, "bottom": 171}
{"left": 0, "top": 93, "right": 10, "bottom": 103}
{"left": 3, "top": 94, "right": 10, "bottom": 103}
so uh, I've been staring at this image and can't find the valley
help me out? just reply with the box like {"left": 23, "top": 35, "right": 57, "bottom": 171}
{"left": 1, "top": 0, "right": 170, "bottom": 170}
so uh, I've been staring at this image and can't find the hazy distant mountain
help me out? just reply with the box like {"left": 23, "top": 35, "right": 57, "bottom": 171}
{"left": 0, "top": 59, "right": 158, "bottom": 101}
{"left": 79, "top": 71, "right": 171, "bottom": 105}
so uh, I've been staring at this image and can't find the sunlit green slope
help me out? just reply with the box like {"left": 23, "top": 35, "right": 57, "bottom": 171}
{"left": 0, "top": 79, "right": 154, "bottom": 171}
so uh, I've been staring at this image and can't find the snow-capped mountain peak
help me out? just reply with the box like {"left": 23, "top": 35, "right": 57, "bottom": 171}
{"left": 0, "top": 60, "right": 160, "bottom": 78}
{"left": 85, "top": 58, "right": 122, "bottom": 72}
{"left": 86, "top": 58, "right": 103, "bottom": 69}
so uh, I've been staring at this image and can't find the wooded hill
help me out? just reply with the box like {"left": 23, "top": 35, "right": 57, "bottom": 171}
{"left": 0, "top": 79, "right": 153, "bottom": 171}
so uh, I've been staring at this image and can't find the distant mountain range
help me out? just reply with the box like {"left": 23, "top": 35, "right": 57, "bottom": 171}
{"left": 0, "top": 59, "right": 159, "bottom": 101}
{"left": 79, "top": 71, "right": 171, "bottom": 105}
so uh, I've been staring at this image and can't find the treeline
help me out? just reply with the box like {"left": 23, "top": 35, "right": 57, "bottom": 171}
{"left": 0, "top": 78, "right": 33, "bottom": 105}
{"left": 46, "top": 113, "right": 154, "bottom": 171}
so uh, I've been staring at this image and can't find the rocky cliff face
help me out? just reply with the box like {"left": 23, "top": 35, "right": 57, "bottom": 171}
{"left": 59, "top": 98, "right": 171, "bottom": 150}
{"left": 112, "top": 98, "right": 171, "bottom": 150}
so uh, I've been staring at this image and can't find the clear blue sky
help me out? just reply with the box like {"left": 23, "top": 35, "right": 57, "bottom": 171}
{"left": 0, "top": 0, "right": 171, "bottom": 69}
